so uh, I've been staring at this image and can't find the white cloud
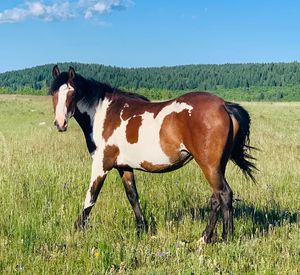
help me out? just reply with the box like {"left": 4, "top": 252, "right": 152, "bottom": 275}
{"left": 82, "top": 0, "right": 133, "bottom": 19}
{"left": 0, "top": 1, "right": 73, "bottom": 23}
{"left": 0, "top": 7, "right": 28, "bottom": 23}
{"left": 0, "top": 0, "right": 133, "bottom": 24}
{"left": 29, "top": 2, "right": 45, "bottom": 17}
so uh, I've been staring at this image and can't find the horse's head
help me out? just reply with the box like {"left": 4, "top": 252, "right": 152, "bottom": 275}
{"left": 49, "top": 65, "right": 77, "bottom": 132}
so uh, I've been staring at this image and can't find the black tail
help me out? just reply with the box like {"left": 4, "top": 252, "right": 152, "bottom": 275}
{"left": 225, "top": 102, "right": 258, "bottom": 182}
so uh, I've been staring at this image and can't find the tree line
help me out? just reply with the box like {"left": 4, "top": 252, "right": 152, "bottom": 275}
{"left": 0, "top": 62, "right": 300, "bottom": 100}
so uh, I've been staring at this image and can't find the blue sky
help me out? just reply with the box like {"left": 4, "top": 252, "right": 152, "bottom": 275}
{"left": 0, "top": 0, "right": 300, "bottom": 72}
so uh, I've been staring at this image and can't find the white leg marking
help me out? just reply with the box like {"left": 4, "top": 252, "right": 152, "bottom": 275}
{"left": 83, "top": 152, "right": 107, "bottom": 209}
{"left": 83, "top": 185, "right": 93, "bottom": 209}
{"left": 83, "top": 98, "right": 111, "bottom": 209}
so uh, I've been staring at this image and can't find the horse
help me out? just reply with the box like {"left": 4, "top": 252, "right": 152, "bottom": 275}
{"left": 49, "top": 65, "right": 257, "bottom": 243}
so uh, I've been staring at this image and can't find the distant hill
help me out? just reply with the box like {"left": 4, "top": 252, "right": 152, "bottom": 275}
{"left": 1, "top": 62, "right": 300, "bottom": 90}
{"left": 0, "top": 62, "right": 300, "bottom": 101}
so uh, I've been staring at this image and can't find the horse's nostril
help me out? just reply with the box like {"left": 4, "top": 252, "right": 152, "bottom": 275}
{"left": 54, "top": 120, "right": 58, "bottom": 126}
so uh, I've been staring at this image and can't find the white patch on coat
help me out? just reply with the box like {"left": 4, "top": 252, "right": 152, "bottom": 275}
{"left": 90, "top": 99, "right": 110, "bottom": 180}
{"left": 82, "top": 99, "right": 193, "bottom": 208}
{"left": 107, "top": 101, "right": 193, "bottom": 170}
{"left": 82, "top": 99, "right": 112, "bottom": 209}
{"left": 92, "top": 99, "right": 110, "bottom": 155}
{"left": 77, "top": 99, "right": 97, "bottom": 125}
{"left": 83, "top": 99, "right": 111, "bottom": 209}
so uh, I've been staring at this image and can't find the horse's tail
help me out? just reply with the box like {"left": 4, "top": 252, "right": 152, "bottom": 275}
{"left": 225, "top": 102, "right": 257, "bottom": 182}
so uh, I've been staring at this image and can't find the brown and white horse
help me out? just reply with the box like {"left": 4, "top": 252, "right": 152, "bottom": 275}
{"left": 49, "top": 65, "right": 256, "bottom": 243}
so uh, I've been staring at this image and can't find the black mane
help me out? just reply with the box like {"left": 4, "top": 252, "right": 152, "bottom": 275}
{"left": 49, "top": 71, "right": 150, "bottom": 105}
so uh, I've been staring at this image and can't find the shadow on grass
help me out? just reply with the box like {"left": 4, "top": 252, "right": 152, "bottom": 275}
{"left": 233, "top": 201, "right": 300, "bottom": 235}
{"left": 163, "top": 200, "right": 299, "bottom": 237}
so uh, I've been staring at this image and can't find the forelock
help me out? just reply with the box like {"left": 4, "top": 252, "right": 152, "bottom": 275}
{"left": 48, "top": 72, "right": 69, "bottom": 95}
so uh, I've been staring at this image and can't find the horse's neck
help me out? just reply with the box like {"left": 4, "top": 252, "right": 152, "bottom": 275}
{"left": 74, "top": 100, "right": 99, "bottom": 154}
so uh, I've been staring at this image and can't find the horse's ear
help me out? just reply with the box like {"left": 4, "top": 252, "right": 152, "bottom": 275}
{"left": 68, "top": 66, "right": 75, "bottom": 81}
{"left": 52, "top": 65, "right": 60, "bottom": 79}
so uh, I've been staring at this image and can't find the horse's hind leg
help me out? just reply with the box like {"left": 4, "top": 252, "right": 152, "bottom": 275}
{"left": 188, "top": 104, "right": 234, "bottom": 242}
{"left": 118, "top": 168, "right": 148, "bottom": 234}
{"left": 220, "top": 179, "right": 233, "bottom": 241}
{"left": 199, "top": 167, "right": 223, "bottom": 243}
{"left": 202, "top": 192, "right": 221, "bottom": 243}
{"left": 198, "top": 166, "right": 233, "bottom": 243}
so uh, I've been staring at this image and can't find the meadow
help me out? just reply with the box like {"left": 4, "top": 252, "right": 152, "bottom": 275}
{"left": 0, "top": 94, "right": 299, "bottom": 274}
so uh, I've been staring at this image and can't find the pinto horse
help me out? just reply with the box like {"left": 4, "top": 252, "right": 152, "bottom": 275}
{"left": 49, "top": 65, "right": 256, "bottom": 243}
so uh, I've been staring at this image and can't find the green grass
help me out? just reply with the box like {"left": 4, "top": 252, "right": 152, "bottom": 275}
{"left": 0, "top": 95, "right": 299, "bottom": 274}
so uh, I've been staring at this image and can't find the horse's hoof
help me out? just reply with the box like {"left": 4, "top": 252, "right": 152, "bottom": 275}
{"left": 136, "top": 222, "right": 148, "bottom": 236}
{"left": 211, "top": 232, "right": 220, "bottom": 243}
{"left": 74, "top": 219, "right": 87, "bottom": 231}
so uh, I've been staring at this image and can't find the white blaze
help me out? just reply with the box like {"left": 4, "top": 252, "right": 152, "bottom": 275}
{"left": 55, "top": 84, "right": 68, "bottom": 127}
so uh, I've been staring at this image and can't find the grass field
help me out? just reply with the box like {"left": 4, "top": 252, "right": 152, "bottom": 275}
{"left": 0, "top": 94, "right": 299, "bottom": 274}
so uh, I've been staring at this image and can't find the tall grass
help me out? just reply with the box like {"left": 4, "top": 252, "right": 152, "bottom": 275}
{"left": 0, "top": 95, "right": 299, "bottom": 274}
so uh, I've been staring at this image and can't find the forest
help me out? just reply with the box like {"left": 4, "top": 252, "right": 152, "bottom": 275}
{"left": 0, "top": 62, "right": 300, "bottom": 100}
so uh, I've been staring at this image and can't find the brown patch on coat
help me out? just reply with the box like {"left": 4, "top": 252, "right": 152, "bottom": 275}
{"left": 159, "top": 110, "right": 189, "bottom": 163}
{"left": 126, "top": 116, "right": 142, "bottom": 144}
{"left": 140, "top": 161, "right": 170, "bottom": 172}
{"left": 102, "top": 102, "right": 122, "bottom": 142}
{"left": 90, "top": 176, "right": 103, "bottom": 201}
{"left": 102, "top": 94, "right": 174, "bottom": 141}
{"left": 119, "top": 170, "right": 134, "bottom": 183}
{"left": 103, "top": 145, "right": 120, "bottom": 171}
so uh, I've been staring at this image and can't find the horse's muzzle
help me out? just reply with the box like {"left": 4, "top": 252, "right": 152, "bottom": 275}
{"left": 54, "top": 119, "right": 68, "bottom": 132}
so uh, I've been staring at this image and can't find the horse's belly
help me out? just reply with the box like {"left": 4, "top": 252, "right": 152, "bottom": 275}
{"left": 116, "top": 143, "right": 191, "bottom": 172}
{"left": 116, "top": 142, "right": 170, "bottom": 170}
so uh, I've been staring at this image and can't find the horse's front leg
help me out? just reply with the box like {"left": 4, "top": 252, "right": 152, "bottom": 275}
{"left": 118, "top": 168, "right": 148, "bottom": 235}
{"left": 75, "top": 151, "right": 107, "bottom": 230}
